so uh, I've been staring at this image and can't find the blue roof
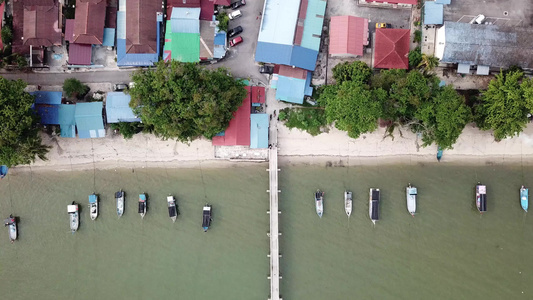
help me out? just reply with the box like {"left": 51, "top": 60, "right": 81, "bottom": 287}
{"left": 424, "top": 2, "right": 444, "bottom": 25}
{"left": 171, "top": 7, "right": 200, "bottom": 34}
{"left": 58, "top": 104, "right": 76, "bottom": 138}
{"left": 214, "top": 31, "right": 226, "bottom": 45}
{"left": 105, "top": 92, "right": 141, "bottom": 123}
{"left": 250, "top": 114, "right": 269, "bottom": 149}
{"left": 435, "top": 0, "right": 451, "bottom": 4}
{"left": 103, "top": 28, "right": 116, "bottom": 47}
{"left": 304, "top": 71, "right": 313, "bottom": 96}
{"left": 275, "top": 75, "right": 307, "bottom": 104}
{"left": 300, "top": 0, "right": 327, "bottom": 51}
{"left": 255, "top": 43, "right": 318, "bottom": 71}
{"left": 31, "top": 91, "right": 62, "bottom": 125}
{"left": 89, "top": 194, "right": 97, "bottom": 203}
{"left": 290, "top": 46, "right": 319, "bottom": 71}
{"left": 116, "top": 11, "right": 161, "bottom": 67}
{"left": 75, "top": 102, "right": 105, "bottom": 139}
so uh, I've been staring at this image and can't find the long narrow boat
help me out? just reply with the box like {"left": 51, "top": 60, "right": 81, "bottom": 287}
{"left": 344, "top": 190, "right": 352, "bottom": 217}
{"left": 437, "top": 147, "right": 443, "bottom": 162}
{"left": 406, "top": 184, "right": 417, "bottom": 216}
{"left": 116, "top": 190, "right": 125, "bottom": 217}
{"left": 202, "top": 204, "right": 212, "bottom": 232}
{"left": 520, "top": 186, "right": 528, "bottom": 212}
{"left": 476, "top": 184, "right": 487, "bottom": 213}
{"left": 4, "top": 215, "right": 17, "bottom": 243}
{"left": 369, "top": 188, "right": 380, "bottom": 224}
{"left": 315, "top": 190, "right": 324, "bottom": 218}
{"left": 167, "top": 195, "right": 177, "bottom": 223}
{"left": 139, "top": 194, "right": 147, "bottom": 219}
{"left": 0, "top": 165, "right": 7, "bottom": 179}
{"left": 68, "top": 202, "right": 79, "bottom": 233}
{"left": 88, "top": 194, "right": 98, "bottom": 220}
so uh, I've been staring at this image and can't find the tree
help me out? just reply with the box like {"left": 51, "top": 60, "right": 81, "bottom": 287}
{"left": 476, "top": 70, "right": 533, "bottom": 140}
{"left": 331, "top": 61, "right": 372, "bottom": 85}
{"left": 1, "top": 26, "right": 12, "bottom": 45}
{"left": 278, "top": 107, "right": 328, "bottom": 136}
{"left": 408, "top": 47, "right": 422, "bottom": 69}
{"left": 418, "top": 54, "right": 440, "bottom": 71}
{"left": 216, "top": 12, "right": 229, "bottom": 32}
{"left": 0, "top": 77, "right": 50, "bottom": 167}
{"left": 110, "top": 122, "right": 144, "bottom": 139}
{"left": 63, "top": 78, "right": 89, "bottom": 99}
{"left": 415, "top": 85, "right": 472, "bottom": 149}
{"left": 129, "top": 61, "right": 247, "bottom": 141}
{"left": 319, "top": 81, "right": 382, "bottom": 139}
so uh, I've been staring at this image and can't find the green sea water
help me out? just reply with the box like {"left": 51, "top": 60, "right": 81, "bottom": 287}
{"left": 2, "top": 162, "right": 533, "bottom": 300}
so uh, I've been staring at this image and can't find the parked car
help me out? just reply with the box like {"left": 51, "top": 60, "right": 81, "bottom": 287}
{"left": 227, "top": 26, "right": 243, "bottom": 38}
{"left": 375, "top": 23, "right": 392, "bottom": 29}
{"left": 259, "top": 65, "right": 274, "bottom": 74}
{"left": 229, "top": 36, "right": 243, "bottom": 47}
{"left": 231, "top": 0, "right": 246, "bottom": 9}
{"left": 228, "top": 10, "right": 242, "bottom": 20}
{"left": 469, "top": 14, "right": 486, "bottom": 24}
{"left": 113, "top": 83, "right": 128, "bottom": 91}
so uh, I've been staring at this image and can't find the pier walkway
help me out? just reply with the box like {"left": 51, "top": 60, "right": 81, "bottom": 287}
{"left": 268, "top": 122, "right": 281, "bottom": 300}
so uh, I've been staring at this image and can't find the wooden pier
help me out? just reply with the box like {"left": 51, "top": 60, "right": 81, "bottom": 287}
{"left": 268, "top": 147, "right": 281, "bottom": 300}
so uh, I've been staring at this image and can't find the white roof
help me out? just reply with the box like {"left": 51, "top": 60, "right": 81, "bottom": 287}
{"left": 203, "top": 206, "right": 211, "bottom": 211}
{"left": 67, "top": 204, "right": 78, "bottom": 213}
{"left": 478, "top": 185, "right": 486, "bottom": 194}
{"left": 167, "top": 196, "right": 175, "bottom": 202}
{"left": 257, "top": 0, "right": 300, "bottom": 45}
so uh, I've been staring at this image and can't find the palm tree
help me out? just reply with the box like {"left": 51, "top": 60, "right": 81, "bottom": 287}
{"left": 418, "top": 54, "right": 440, "bottom": 71}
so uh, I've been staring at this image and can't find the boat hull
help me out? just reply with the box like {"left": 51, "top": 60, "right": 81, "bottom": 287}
{"left": 116, "top": 191, "right": 125, "bottom": 217}
{"left": 476, "top": 184, "right": 487, "bottom": 213}
{"left": 369, "top": 188, "right": 380, "bottom": 223}
{"left": 406, "top": 185, "right": 417, "bottom": 216}
{"left": 344, "top": 191, "right": 352, "bottom": 217}
{"left": 167, "top": 196, "right": 177, "bottom": 222}
{"left": 202, "top": 204, "right": 212, "bottom": 232}
{"left": 0, "top": 165, "right": 8, "bottom": 179}
{"left": 4, "top": 215, "right": 17, "bottom": 242}
{"left": 521, "top": 186, "right": 528, "bottom": 212}
{"left": 139, "top": 194, "right": 147, "bottom": 219}
{"left": 315, "top": 190, "right": 324, "bottom": 218}
{"left": 89, "top": 194, "right": 98, "bottom": 221}
{"left": 68, "top": 203, "right": 79, "bottom": 233}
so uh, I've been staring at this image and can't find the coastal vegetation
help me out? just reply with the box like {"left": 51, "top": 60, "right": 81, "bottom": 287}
{"left": 110, "top": 122, "right": 146, "bottom": 139}
{"left": 0, "top": 77, "right": 50, "bottom": 167}
{"left": 474, "top": 69, "right": 533, "bottom": 141}
{"left": 129, "top": 61, "right": 247, "bottom": 142}
{"left": 278, "top": 107, "right": 327, "bottom": 136}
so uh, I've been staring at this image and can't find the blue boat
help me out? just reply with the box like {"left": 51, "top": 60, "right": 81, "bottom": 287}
{"left": 437, "top": 147, "right": 443, "bottom": 162}
{"left": 0, "top": 165, "right": 7, "bottom": 179}
{"left": 88, "top": 194, "right": 98, "bottom": 220}
{"left": 520, "top": 186, "right": 528, "bottom": 212}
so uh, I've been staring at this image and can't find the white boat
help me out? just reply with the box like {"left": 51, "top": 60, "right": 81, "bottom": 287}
{"left": 315, "top": 190, "right": 324, "bottom": 218}
{"left": 520, "top": 186, "right": 528, "bottom": 212}
{"left": 476, "top": 184, "right": 487, "bottom": 213}
{"left": 88, "top": 194, "right": 98, "bottom": 220}
{"left": 167, "top": 195, "right": 177, "bottom": 223}
{"left": 4, "top": 215, "right": 17, "bottom": 243}
{"left": 139, "top": 194, "right": 147, "bottom": 219}
{"left": 344, "top": 190, "right": 352, "bottom": 217}
{"left": 68, "top": 202, "right": 79, "bottom": 233}
{"left": 406, "top": 184, "right": 417, "bottom": 216}
{"left": 202, "top": 204, "right": 212, "bottom": 232}
{"left": 116, "top": 190, "right": 125, "bottom": 217}
{"left": 369, "top": 188, "right": 380, "bottom": 224}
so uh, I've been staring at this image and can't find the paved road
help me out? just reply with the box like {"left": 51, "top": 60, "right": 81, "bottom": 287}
{"left": 0, "top": 69, "right": 137, "bottom": 85}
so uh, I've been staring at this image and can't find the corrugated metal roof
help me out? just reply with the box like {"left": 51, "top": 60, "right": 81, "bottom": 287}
{"left": 31, "top": 91, "right": 62, "bottom": 105}
{"left": 441, "top": 22, "right": 533, "bottom": 69}
{"left": 117, "top": 11, "right": 126, "bottom": 39}
{"left": 170, "top": 7, "right": 200, "bottom": 34}
{"left": 214, "top": 31, "right": 226, "bottom": 45}
{"left": 257, "top": 0, "right": 300, "bottom": 45}
{"left": 300, "top": 0, "right": 326, "bottom": 51}
{"left": 371, "top": 0, "right": 416, "bottom": 4}
{"left": 105, "top": 6, "right": 117, "bottom": 28}
{"left": 58, "top": 104, "right": 76, "bottom": 138}
{"left": 435, "top": 0, "right": 451, "bottom": 4}
{"left": 251, "top": 86, "right": 266, "bottom": 104}
{"left": 116, "top": 9, "right": 161, "bottom": 67}
{"left": 424, "top": 2, "right": 443, "bottom": 25}
{"left": 457, "top": 63, "right": 470, "bottom": 74}
{"left": 477, "top": 65, "right": 490, "bottom": 75}
{"left": 250, "top": 114, "right": 269, "bottom": 149}
{"left": 255, "top": 42, "right": 293, "bottom": 66}
{"left": 73, "top": 0, "right": 106, "bottom": 44}
{"left": 75, "top": 102, "right": 105, "bottom": 139}
{"left": 125, "top": 0, "right": 161, "bottom": 54}
{"left": 31, "top": 91, "right": 61, "bottom": 124}
{"left": 200, "top": 0, "right": 215, "bottom": 21}
{"left": 212, "top": 91, "right": 251, "bottom": 146}
{"left": 374, "top": 29, "right": 410, "bottom": 69}
{"left": 290, "top": 46, "right": 318, "bottom": 70}
{"left": 278, "top": 65, "right": 308, "bottom": 79}
{"left": 105, "top": 92, "right": 141, "bottom": 123}
{"left": 164, "top": 22, "right": 200, "bottom": 62}
{"left": 65, "top": 19, "right": 75, "bottom": 43}
{"left": 329, "top": 16, "right": 368, "bottom": 56}
{"left": 275, "top": 75, "right": 306, "bottom": 104}
{"left": 103, "top": 28, "right": 115, "bottom": 47}
{"left": 68, "top": 43, "right": 92, "bottom": 65}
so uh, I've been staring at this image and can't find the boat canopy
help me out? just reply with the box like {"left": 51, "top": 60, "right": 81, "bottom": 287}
{"left": 479, "top": 194, "right": 487, "bottom": 212}
{"left": 89, "top": 194, "right": 97, "bottom": 203}
{"left": 115, "top": 191, "right": 124, "bottom": 198}
{"left": 139, "top": 194, "right": 146, "bottom": 201}
{"left": 167, "top": 196, "right": 174, "bottom": 202}
{"left": 203, "top": 205, "right": 211, "bottom": 212}
{"left": 477, "top": 185, "right": 486, "bottom": 194}
{"left": 408, "top": 187, "right": 417, "bottom": 195}
{"left": 67, "top": 205, "right": 78, "bottom": 213}
{"left": 371, "top": 189, "right": 380, "bottom": 201}
{"left": 370, "top": 200, "right": 379, "bottom": 220}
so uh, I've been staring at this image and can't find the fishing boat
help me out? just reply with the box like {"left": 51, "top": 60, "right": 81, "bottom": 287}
{"left": 88, "top": 194, "right": 98, "bottom": 220}
{"left": 315, "top": 190, "right": 324, "bottom": 218}
{"left": 116, "top": 190, "right": 125, "bottom": 217}
{"left": 369, "top": 188, "right": 380, "bottom": 224}
{"left": 476, "top": 184, "right": 487, "bottom": 213}
{"left": 167, "top": 195, "right": 177, "bottom": 223}
{"left": 4, "top": 215, "right": 17, "bottom": 243}
{"left": 202, "top": 204, "right": 212, "bottom": 232}
{"left": 68, "top": 202, "right": 79, "bottom": 233}
{"left": 0, "top": 165, "right": 7, "bottom": 179}
{"left": 344, "top": 190, "right": 352, "bottom": 217}
{"left": 437, "top": 147, "right": 443, "bottom": 162}
{"left": 406, "top": 184, "right": 417, "bottom": 216}
{"left": 520, "top": 186, "right": 528, "bottom": 212}
{"left": 138, "top": 194, "right": 147, "bottom": 219}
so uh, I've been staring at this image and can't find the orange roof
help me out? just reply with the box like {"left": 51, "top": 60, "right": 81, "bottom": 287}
{"left": 373, "top": 28, "right": 410, "bottom": 69}
{"left": 329, "top": 16, "right": 368, "bottom": 57}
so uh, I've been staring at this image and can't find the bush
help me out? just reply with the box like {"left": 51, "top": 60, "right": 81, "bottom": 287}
{"left": 63, "top": 78, "right": 89, "bottom": 99}
{"left": 413, "top": 30, "right": 422, "bottom": 43}
{"left": 278, "top": 107, "right": 328, "bottom": 136}
{"left": 216, "top": 12, "right": 229, "bottom": 32}
{"left": 408, "top": 47, "right": 422, "bottom": 69}
{"left": 1, "top": 26, "right": 12, "bottom": 45}
{"left": 111, "top": 122, "right": 144, "bottom": 139}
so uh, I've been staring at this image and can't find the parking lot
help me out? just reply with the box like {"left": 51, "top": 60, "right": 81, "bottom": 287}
{"left": 443, "top": 0, "right": 533, "bottom": 26}
{"left": 207, "top": 0, "right": 268, "bottom": 84}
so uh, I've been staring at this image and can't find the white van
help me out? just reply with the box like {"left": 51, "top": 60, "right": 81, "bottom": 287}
{"left": 469, "top": 14, "right": 486, "bottom": 24}
{"left": 228, "top": 10, "right": 242, "bottom": 20}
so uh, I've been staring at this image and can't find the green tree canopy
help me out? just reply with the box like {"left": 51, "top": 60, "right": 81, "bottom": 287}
{"left": 319, "top": 81, "right": 382, "bottom": 139}
{"left": 0, "top": 77, "right": 49, "bottom": 166}
{"left": 476, "top": 70, "right": 533, "bottom": 140}
{"left": 415, "top": 85, "right": 472, "bottom": 149}
{"left": 332, "top": 61, "right": 372, "bottom": 85}
{"left": 129, "top": 61, "right": 247, "bottom": 141}
{"left": 278, "top": 107, "right": 328, "bottom": 136}
{"left": 63, "top": 78, "right": 89, "bottom": 99}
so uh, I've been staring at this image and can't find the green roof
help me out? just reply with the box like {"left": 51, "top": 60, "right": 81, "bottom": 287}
{"left": 164, "top": 21, "right": 200, "bottom": 63}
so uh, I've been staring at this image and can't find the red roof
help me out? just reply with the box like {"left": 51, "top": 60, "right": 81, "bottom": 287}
{"left": 68, "top": 43, "right": 92, "bottom": 65}
{"left": 213, "top": 0, "right": 230, "bottom": 6}
{"left": 126, "top": 0, "right": 161, "bottom": 54}
{"left": 251, "top": 86, "right": 265, "bottom": 104}
{"left": 0, "top": 2, "right": 4, "bottom": 49}
{"left": 329, "top": 16, "right": 368, "bottom": 57}
{"left": 73, "top": 0, "right": 106, "bottom": 44}
{"left": 105, "top": 6, "right": 117, "bottom": 28}
{"left": 200, "top": 0, "right": 215, "bottom": 21}
{"left": 65, "top": 19, "right": 75, "bottom": 43}
{"left": 370, "top": 0, "right": 417, "bottom": 4}
{"left": 212, "top": 88, "right": 251, "bottom": 146}
{"left": 373, "top": 28, "right": 410, "bottom": 69}
{"left": 278, "top": 65, "right": 308, "bottom": 80}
